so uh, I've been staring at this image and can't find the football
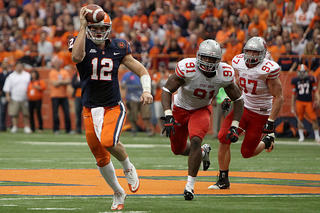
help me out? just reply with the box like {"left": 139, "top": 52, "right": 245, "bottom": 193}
{"left": 85, "top": 4, "right": 105, "bottom": 23}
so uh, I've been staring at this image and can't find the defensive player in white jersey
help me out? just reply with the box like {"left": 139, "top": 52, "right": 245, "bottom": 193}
{"left": 161, "top": 39, "right": 244, "bottom": 200}
{"left": 208, "top": 37, "right": 284, "bottom": 190}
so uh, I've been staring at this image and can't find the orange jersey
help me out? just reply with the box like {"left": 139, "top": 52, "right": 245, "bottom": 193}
{"left": 27, "top": 79, "right": 46, "bottom": 101}
{"left": 49, "top": 68, "right": 70, "bottom": 98}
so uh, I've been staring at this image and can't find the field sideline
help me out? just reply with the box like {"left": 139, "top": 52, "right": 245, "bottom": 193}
{"left": 0, "top": 131, "right": 319, "bottom": 212}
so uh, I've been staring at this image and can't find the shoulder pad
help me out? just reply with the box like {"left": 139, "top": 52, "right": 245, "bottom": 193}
{"left": 175, "top": 58, "right": 197, "bottom": 79}
{"left": 261, "top": 59, "right": 280, "bottom": 79}
{"left": 231, "top": 54, "right": 245, "bottom": 68}
{"left": 217, "top": 62, "right": 235, "bottom": 83}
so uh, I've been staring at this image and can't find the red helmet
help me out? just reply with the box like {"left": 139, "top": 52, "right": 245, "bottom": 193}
{"left": 86, "top": 13, "right": 112, "bottom": 45}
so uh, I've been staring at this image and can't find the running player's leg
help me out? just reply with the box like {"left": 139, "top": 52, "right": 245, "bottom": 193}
{"left": 83, "top": 107, "right": 125, "bottom": 193}
{"left": 296, "top": 100, "right": 306, "bottom": 142}
{"left": 241, "top": 111, "right": 268, "bottom": 157}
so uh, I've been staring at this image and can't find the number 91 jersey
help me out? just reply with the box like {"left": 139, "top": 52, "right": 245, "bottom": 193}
{"left": 174, "top": 58, "right": 234, "bottom": 110}
{"left": 232, "top": 53, "right": 280, "bottom": 115}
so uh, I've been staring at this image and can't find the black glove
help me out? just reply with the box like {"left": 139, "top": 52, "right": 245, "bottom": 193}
{"left": 221, "top": 98, "right": 231, "bottom": 111}
{"left": 226, "top": 126, "right": 239, "bottom": 143}
{"left": 161, "top": 115, "right": 180, "bottom": 137}
{"left": 263, "top": 120, "right": 275, "bottom": 133}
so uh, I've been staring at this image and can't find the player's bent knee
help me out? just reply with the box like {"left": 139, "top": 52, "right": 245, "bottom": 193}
{"left": 96, "top": 156, "right": 111, "bottom": 167}
{"left": 241, "top": 149, "right": 254, "bottom": 158}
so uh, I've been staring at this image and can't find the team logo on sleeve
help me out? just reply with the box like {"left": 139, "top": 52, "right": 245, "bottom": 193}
{"left": 117, "top": 42, "right": 126, "bottom": 49}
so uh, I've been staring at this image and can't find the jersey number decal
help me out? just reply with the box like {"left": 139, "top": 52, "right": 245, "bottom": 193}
{"left": 91, "top": 58, "right": 113, "bottom": 81}
{"left": 239, "top": 77, "right": 257, "bottom": 95}
{"left": 193, "top": 89, "right": 215, "bottom": 99}
{"left": 185, "top": 62, "right": 196, "bottom": 73}
{"left": 232, "top": 54, "right": 244, "bottom": 64}
{"left": 298, "top": 83, "right": 310, "bottom": 95}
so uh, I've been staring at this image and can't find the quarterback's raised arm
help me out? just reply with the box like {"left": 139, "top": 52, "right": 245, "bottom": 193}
{"left": 71, "top": 6, "right": 88, "bottom": 63}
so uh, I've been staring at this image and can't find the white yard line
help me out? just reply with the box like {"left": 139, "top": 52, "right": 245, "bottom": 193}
{"left": 17, "top": 141, "right": 319, "bottom": 147}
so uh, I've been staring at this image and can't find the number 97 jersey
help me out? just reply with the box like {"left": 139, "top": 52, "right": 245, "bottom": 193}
{"left": 174, "top": 58, "right": 235, "bottom": 110}
{"left": 232, "top": 53, "right": 280, "bottom": 115}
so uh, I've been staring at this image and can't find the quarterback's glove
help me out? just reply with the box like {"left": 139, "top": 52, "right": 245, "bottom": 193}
{"left": 161, "top": 115, "right": 180, "bottom": 137}
{"left": 263, "top": 119, "right": 275, "bottom": 134}
{"left": 226, "top": 126, "right": 239, "bottom": 143}
{"left": 221, "top": 98, "right": 231, "bottom": 111}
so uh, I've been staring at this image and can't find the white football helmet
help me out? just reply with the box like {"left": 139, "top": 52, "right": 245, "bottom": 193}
{"left": 196, "top": 39, "right": 222, "bottom": 75}
{"left": 86, "top": 13, "right": 112, "bottom": 45}
{"left": 297, "top": 64, "right": 308, "bottom": 79}
{"left": 243, "top": 37, "right": 267, "bottom": 65}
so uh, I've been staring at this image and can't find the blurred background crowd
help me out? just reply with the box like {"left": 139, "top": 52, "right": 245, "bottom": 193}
{"left": 0, "top": 0, "right": 319, "bottom": 136}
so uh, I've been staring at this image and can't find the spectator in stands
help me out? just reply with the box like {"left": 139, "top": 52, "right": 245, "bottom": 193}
{"left": 291, "top": 33, "right": 307, "bottom": 58}
{"left": 303, "top": 4, "right": 320, "bottom": 40}
{"left": 165, "top": 38, "right": 183, "bottom": 64}
{"left": 239, "top": 0, "right": 258, "bottom": 19}
{"left": 112, "top": 7, "right": 132, "bottom": 36}
{"left": 0, "top": 59, "right": 12, "bottom": 131}
{"left": 295, "top": 2, "right": 314, "bottom": 32}
{"left": 222, "top": 32, "right": 243, "bottom": 65}
{"left": 71, "top": 72, "right": 82, "bottom": 134}
{"left": 248, "top": 14, "right": 267, "bottom": 38}
{"left": 282, "top": 1, "right": 296, "bottom": 29}
{"left": 131, "top": 5, "right": 149, "bottom": 31}
{"left": 49, "top": 56, "right": 71, "bottom": 134}
{"left": 269, "top": 35, "right": 285, "bottom": 63}
{"left": 27, "top": 69, "right": 46, "bottom": 133}
{"left": 277, "top": 42, "right": 299, "bottom": 72}
{"left": 149, "top": 22, "right": 166, "bottom": 44}
{"left": 184, "top": 33, "right": 199, "bottom": 56}
{"left": 302, "top": 41, "right": 319, "bottom": 72}
{"left": 3, "top": 61, "right": 31, "bottom": 134}
{"left": 37, "top": 30, "right": 53, "bottom": 66}
{"left": 121, "top": 71, "right": 152, "bottom": 137}
{"left": 267, "top": 2, "right": 282, "bottom": 27}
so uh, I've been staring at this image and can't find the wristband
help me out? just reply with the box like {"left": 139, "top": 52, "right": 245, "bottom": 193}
{"left": 164, "top": 110, "right": 173, "bottom": 116}
{"left": 140, "top": 74, "right": 151, "bottom": 93}
{"left": 231, "top": 120, "right": 239, "bottom": 128}
{"left": 268, "top": 118, "right": 274, "bottom": 122}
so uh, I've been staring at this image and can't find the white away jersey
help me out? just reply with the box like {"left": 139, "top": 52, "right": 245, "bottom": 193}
{"left": 232, "top": 53, "right": 280, "bottom": 115}
{"left": 174, "top": 58, "right": 234, "bottom": 110}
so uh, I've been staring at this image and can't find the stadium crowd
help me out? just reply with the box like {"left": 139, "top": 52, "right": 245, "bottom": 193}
{"left": 0, "top": 0, "right": 320, "bottom": 133}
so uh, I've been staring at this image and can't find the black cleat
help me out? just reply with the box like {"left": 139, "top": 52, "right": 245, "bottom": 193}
{"left": 183, "top": 185, "right": 194, "bottom": 200}
{"left": 208, "top": 178, "right": 230, "bottom": 189}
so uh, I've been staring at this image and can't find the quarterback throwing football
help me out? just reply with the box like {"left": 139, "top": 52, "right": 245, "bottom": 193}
{"left": 70, "top": 6, "right": 153, "bottom": 210}
{"left": 161, "top": 39, "right": 244, "bottom": 200}
{"left": 208, "top": 37, "right": 284, "bottom": 190}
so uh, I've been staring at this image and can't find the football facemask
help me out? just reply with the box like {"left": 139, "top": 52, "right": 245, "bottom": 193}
{"left": 244, "top": 37, "right": 267, "bottom": 65}
{"left": 196, "top": 39, "right": 221, "bottom": 75}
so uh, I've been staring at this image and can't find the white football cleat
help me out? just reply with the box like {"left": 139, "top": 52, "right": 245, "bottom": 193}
{"left": 111, "top": 191, "right": 126, "bottom": 210}
{"left": 298, "top": 138, "right": 304, "bottom": 143}
{"left": 124, "top": 164, "right": 140, "bottom": 193}
{"left": 10, "top": 126, "right": 17, "bottom": 133}
{"left": 201, "top": 144, "right": 211, "bottom": 171}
